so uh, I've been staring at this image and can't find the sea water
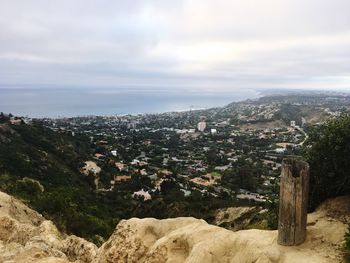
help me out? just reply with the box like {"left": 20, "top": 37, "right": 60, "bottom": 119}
{"left": 0, "top": 87, "right": 260, "bottom": 118}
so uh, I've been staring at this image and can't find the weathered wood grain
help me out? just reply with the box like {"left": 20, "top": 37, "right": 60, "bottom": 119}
{"left": 277, "top": 159, "right": 310, "bottom": 246}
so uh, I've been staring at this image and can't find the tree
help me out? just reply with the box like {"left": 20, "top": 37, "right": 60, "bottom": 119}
{"left": 206, "top": 148, "right": 218, "bottom": 165}
{"left": 303, "top": 114, "right": 350, "bottom": 210}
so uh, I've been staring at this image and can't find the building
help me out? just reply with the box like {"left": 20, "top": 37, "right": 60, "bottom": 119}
{"left": 9, "top": 118, "right": 22, "bottom": 125}
{"left": 197, "top": 121, "right": 206, "bottom": 132}
{"left": 115, "top": 162, "right": 126, "bottom": 171}
{"left": 301, "top": 117, "right": 306, "bottom": 127}
{"left": 132, "top": 189, "right": 151, "bottom": 201}
{"left": 275, "top": 148, "right": 286, "bottom": 153}
{"left": 127, "top": 122, "right": 137, "bottom": 129}
{"left": 290, "top": 120, "right": 296, "bottom": 127}
{"left": 114, "top": 175, "right": 131, "bottom": 182}
{"left": 81, "top": 161, "right": 101, "bottom": 175}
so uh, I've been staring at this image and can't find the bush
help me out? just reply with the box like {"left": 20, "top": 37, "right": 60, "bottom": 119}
{"left": 346, "top": 224, "right": 350, "bottom": 262}
{"left": 15, "top": 177, "right": 44, "bottom": 199}
{"left": 264, "top": 178, "right": 279, "bottom": 230}
{"left": 303, "top": 115, "right": 350, "bottom": 210}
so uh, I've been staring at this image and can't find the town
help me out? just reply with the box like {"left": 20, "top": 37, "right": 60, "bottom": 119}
{"left": 39, "top": 93, "right": 349, "bottom": 205}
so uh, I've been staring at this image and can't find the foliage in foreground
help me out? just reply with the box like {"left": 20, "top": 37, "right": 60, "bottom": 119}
{"left": 303, "top": 114, "right": 350, "bottom": 210}
{"left": 344, "top": 223, "right": 350, "bottom": 262}
{"left": 346, "top": 224, "right": 350, "bottom": 262}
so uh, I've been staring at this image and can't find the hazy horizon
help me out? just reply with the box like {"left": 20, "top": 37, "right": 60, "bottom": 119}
{"left": 2, "top": 87, "right": 350, "bottom": 118}
{"left": 1, "top": 1, "right": 350, "bottom": 116}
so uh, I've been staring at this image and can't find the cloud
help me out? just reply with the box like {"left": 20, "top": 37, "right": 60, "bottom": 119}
{"left": 0, "top": 0, "right": 350, "bottom": 91}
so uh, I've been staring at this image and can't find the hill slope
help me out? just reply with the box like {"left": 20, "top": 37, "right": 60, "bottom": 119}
{"left": 0, "top": 121, "right": 127, "bottom": 242}
{"left": 0, "top": 120, "right": 252, "bottom": 243}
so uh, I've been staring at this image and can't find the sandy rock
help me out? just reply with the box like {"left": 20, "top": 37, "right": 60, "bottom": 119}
{"left": 62, "top": 235, "right": 98, "bottom": 263}
{"left": 35, "top": 258, "right": 71, "bottom": 263}
{"left": 0, "top": 191, "right": 98, "bottom": 263}
{"left": 315, "top": 195, "right": 350, "bottom": 223}
{"left": 0, "top": 191, "right": 44, "bottom": 226}
{"left": 0, "top": 241, "right": 25, "bottom": 262}
{"left": 38, "top": 220, "right": 65, "bottom": 250}
{"left": 0, "top": 215, "right": 38, "bottom": 245}
{"left": 97, "top": 217, "right": 202, "bottom": 263}
{"left": 24, "top": 236, "right": 68, "bottom": 259}
{"left": 7, "top": 246, "right": 70, "bottom": 263}
{"left": 98, "top": 209, "right": 348, "bottom": 263}
{"left": 214, "top": 206, "right": 260, "bottom": 230}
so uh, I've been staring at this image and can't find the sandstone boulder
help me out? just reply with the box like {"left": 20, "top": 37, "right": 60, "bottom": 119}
{"left": 97, "top": 198, "right": 349, "bottom": 263}
{"left": 0, "top": 191, "right": 96, "bottom": 263}
{"left": 0, "top": 190, "right": 348, "bottom": 263}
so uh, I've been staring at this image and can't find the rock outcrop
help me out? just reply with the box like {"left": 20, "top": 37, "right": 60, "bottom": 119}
{"left": 0, "top": 191, "right": 97, "bottom": 263}
{"left": 97, "top": 213, "right": 346, "bottom": 263}
{"left": 213, "top": 206, "right": 264, "bottom": 230}
{"left": 0, "top": 190, "right": 348, "bottom": 263}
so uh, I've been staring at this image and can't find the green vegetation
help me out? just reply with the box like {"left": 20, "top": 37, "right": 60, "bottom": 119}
{"left": 221, "top": 157, "right": 266, "bottom": 192}
{"left": 274, "top": 103, "right": 303, "bottom": 125}
{"left": 346, "top": 224, "right": 350, "bottom": 262}
{"left": 210, "top": 172, "right": 222, "bottom": 177}
{"left": 303, "top": 114, "right": 350, "bottom": 210}
{"left": 0, "top": 121, "right": 239, "bottom": 243}
{"left": 265, "top": 195, "right": 279, "bottom": 229}
{"left": 0, "top": 121, "right": 120, "bottom": 243}
{"left": 301, "top": 114, "right": 350, "bottom": 260}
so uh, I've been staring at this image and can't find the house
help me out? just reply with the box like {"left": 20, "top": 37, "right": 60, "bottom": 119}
{"left": 158, "top": 169, "right": 173, "bottom": 177}
{"left": 81, "top": 161, "right": 101, "bottom": 176}
{"left": 154, "top": 179, "right": 164, "bottom": 190}
{"left": 138, "top": 161, "right": 148, "bottom": 167}
{"left": 190, "top": 177, "right": 212, "bottom": 188}
{"left": 94, "top": 153, "right": 105, "bottom": 159}
{"left": 236, "top": 192, "right": 266, "bottom": 202}
{"left": 114, "top": 175, "right": 131, "bottom": 182}
{"left": 130, "top": 159, "right": 139, "bottom": 166}
{"left": 275, "top": 148, "right": 286, "bottom": 153}
{"left": 143, "top": 139, "right": 152, "bottom": 145}
{"left": 132, "top": 189, "right": 151, "bottom": 201}
{"left": 214, "top": 164, "right": 231, "bottom": 171}
{"left": 9, "top": 118, "right": 22, "bottom": 125}
{"left": 115, "top": 162, "right": 127, "bottom": 171}
{"left": 197, "top": 121, "right": 206, "bottom": 132}
{"left": 140, "top": 169, "right": 148, "bottom": 176}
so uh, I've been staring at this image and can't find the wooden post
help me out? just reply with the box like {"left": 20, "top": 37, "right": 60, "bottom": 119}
{"left": 277, "top": 159, "right": 310, "bottom": 246}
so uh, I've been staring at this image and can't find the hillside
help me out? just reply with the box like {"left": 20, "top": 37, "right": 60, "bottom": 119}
{"left": 0, "top": 190, "right": 348, "bottom": 262}
{"left": 0, "top": 120, "right": 244, "bottom": 243}
{"left": 0, "top": 120, "right": 124, "bottom": 242}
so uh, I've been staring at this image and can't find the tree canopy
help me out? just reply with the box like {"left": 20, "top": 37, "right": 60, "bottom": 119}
{"left": 303, "top": 114, "right": 350, "bottom": 210}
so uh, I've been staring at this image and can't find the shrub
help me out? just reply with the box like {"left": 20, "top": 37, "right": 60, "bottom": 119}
{"left": 346, "top": 224, "right": 350, "bottom": 262}
{"left": 303, "top": 115, "right": 350, "bottom": 210}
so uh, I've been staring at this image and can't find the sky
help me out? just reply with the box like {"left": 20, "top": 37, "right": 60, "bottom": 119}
{"left": 1, "top": 0, "right": 350, "bottom": 92}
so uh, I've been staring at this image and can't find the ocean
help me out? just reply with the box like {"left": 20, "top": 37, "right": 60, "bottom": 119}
{"left": 0, "top": 87, "right": 260, "bottom": 118}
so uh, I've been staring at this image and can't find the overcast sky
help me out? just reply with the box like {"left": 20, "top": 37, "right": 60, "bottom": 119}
{"left": 1, "top": 0, "right": 350, "bottom": 92}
